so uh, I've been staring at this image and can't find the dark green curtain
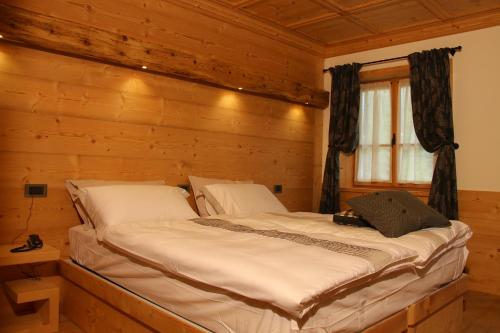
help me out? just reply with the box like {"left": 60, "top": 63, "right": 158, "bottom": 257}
{"left": 319, "top": 63, "right": 362, "bottom": 214}
{"left": 408, "top": 48, "right": 459, "bottom": 219}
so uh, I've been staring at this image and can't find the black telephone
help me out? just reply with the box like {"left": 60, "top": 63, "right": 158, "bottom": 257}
{"left": 10, "top": 234, "right": 44, "bottom": 253}
{"left": 333, "top": 210, "right": 372, "bottom": 228}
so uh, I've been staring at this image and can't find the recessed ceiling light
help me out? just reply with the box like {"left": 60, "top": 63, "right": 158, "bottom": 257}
{"left": 0, "top": 34, "right": 3, "bottom": 39}
{"left": 305, "top": 102, "right": 309, "bottom": 105}
{"left": 142, "top": 65, "right": 147, "bottom": 69}
{"left": 238, "top": 87, "right": 243, "bottom": 90}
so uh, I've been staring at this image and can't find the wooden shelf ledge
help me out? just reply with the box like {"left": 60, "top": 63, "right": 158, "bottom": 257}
{"left": 0, "top": 244, "right": 60, "bottom": 267}
{"left": 2, "top": 278, "right": 60, "bottom": 333}
{"left": 5, "top": 278, "right": 59, "bottom": 304}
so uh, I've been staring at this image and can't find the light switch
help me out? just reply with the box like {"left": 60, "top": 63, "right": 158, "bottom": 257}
{"left": 24, "top": 184, "right": 47, "bottom": 197}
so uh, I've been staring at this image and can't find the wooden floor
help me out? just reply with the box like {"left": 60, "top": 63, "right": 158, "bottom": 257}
{"left": 463, "top": 291, "right": 500, "bottom": 333}
{"left": 58, "top": 315, "right": 84, "bottom": 333}
{"left": 57, "top": 291, "right": 500, "bottom": 333}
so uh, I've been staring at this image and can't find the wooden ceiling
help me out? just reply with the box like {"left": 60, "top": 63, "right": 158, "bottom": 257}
{"left": 196, "top": 0, "right": 500, "bottom": 56}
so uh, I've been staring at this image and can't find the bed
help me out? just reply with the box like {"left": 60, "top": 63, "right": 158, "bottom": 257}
{"left": 63, "top": 181, "right": 471, "bottom": 333}
{"left": 68, "top": 217, "right": 469, "bottom": 332}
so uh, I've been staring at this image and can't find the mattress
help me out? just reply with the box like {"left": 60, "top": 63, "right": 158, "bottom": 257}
{"left": 69, "top": 224, "right": 468, "bottom": 333}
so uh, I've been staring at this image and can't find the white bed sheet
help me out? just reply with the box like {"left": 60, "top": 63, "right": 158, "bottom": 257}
{"left": 69, "top": 224, "right": 468, "bottom": 333}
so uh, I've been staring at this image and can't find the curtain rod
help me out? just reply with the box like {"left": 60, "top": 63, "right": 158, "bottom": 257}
{"left": 322, "top": 46, "right": 462, "bottom": 73}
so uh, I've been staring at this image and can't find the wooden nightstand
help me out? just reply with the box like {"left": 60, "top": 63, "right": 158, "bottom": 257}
{"left": 0, "top": 243, "right": 61, "bottom": 333}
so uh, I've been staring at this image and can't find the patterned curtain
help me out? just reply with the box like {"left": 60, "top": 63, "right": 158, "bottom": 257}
{"left": 320, "top": 63, "right": 362, "bottom": 213}
{"left": 408, "top": 48, "right": 459, "bottom": 219}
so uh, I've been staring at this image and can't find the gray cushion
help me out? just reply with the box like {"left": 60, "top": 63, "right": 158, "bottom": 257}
{"left": 347, "top": 190, "right": 450, "bottom": 238}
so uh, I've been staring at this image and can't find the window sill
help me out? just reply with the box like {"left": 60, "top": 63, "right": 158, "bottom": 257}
{"left": 340, "top": 186, "right": 430, "bottom": 198}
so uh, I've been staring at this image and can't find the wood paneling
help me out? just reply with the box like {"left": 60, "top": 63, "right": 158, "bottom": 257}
{"left": 0, "top": 42, "right": 317, "bottom": 256}
{"left": 458, "top": 190, "right": 500, "bottom": 296}
{"left": 297, "top": 16, "right": 372, "bottom": 44}
{"left": 242, "top": 0, "right": 333, "bottom": 27}
{"left": 202, "top": 0, "right": 500, "bottom": 57}
{"left": 339, "top": 188, "right": 500, "bottom": 296}
{"left": 0, "top": 3, "right": 329, "bottom": 108}
{"left": 351, "top": 0, "right": 438, "bottom": 33}
{"left": 324, "top": 8, "right": 500, "bottom": 56}
{"left": 435, "top": 0, "right": 500, "bottom": 17}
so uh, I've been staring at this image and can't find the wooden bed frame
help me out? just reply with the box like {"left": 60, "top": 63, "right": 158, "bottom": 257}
{"left": 55, "top": 259, "right": 467, "bottom": 333}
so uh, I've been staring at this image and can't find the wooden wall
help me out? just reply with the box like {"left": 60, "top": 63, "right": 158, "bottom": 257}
{"left": 0, "top": 42, "right": 318, "bottom": 256}
{"left": 0, "top": 0, "right": 325, "bottom": 256}
{"left": 458, "top": 191, "right": 500, "bottom": 296}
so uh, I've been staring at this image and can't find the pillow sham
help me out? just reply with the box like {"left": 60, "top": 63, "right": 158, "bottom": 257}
{"left": 201, "top": 183, "right": 288, "bottom": 217}
{"left": 347, "top": 190, "right": 450, "bottom": 238}
{"left": 82, "top": 185, "right": 199, "bottom": 240}
{"left": 188, "top": 176, "right": 253, "bottom": 217}
{"left": 65, "top": 179, "right": 167, "bottom": 227}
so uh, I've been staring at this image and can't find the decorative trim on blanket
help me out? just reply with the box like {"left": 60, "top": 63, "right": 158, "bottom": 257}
{"left": 191, "top": 218, "right": 392, "bottom": 268}
{"left": 266, "top": 212, "right": 330, "bottom": 222}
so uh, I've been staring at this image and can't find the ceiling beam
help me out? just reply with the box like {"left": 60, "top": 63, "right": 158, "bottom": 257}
{"left": 324, "top": 8, "right": 500, "bottom": 57}
{"left": 0, "top": 4, "right": 329, "bottom": 109}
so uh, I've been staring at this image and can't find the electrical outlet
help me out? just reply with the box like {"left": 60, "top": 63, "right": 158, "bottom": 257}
{"left": 177, "top": 184, "right": 190, "bottom": 192}
{"left": 24, "top": 184, "right": 47, "bottom": 197}
{"left": 273, "top": 184, "right": 283, "bottom": 194}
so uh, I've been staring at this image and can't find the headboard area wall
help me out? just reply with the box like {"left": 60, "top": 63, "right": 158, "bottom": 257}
{"left": 0, "top": 0, "right": 324, "bottom": 256}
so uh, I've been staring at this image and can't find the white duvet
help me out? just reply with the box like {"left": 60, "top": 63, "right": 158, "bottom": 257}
{"left": 101, "top": 212, "right": 471, "bottom": 318}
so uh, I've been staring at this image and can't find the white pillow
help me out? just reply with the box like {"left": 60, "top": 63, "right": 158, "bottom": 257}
{"left": 201, "top": 183, "right": 288, "bottom": 217}
{"left": 82, "top": 185, "right": 199, "bottom": 240}
{"left": 188, "top": 176, "right": 253, "bottom": 217}
{"left": 205, "top": 200, "right": 219, "bottom": 216}
{"left": 65, "top": 179, "right": 167, "bottom": 227}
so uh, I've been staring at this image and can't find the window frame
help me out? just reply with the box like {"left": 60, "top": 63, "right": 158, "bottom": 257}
{"left": 352, "top": 66, "right": 431, "bottom": 190}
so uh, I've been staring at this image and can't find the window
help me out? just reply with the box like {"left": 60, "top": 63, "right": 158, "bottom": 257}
{"left": 355, "top": 77, "right": 434, "bottom": 187}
